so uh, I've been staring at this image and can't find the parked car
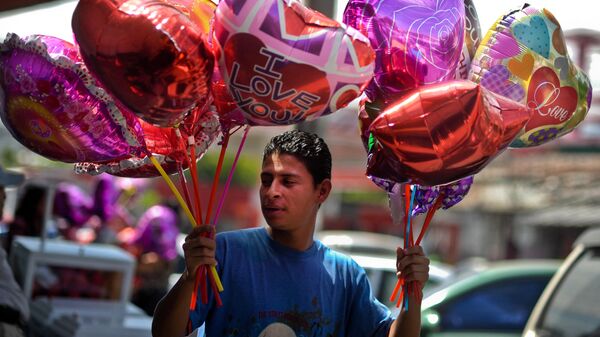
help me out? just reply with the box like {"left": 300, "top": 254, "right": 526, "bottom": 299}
{"left": 315, "top": 230, "right": 454, "bottom": 308}
{"left": 523, "top": 227, "right": 600, "bottom": 337}
{"left": 420, "top": 260, "right": 560, "bottom": 337}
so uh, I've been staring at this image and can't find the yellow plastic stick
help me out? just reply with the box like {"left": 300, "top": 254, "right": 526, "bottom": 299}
{"left": 210, "top": 265, "right": 224, "bottom": 292}
{"left": 150, "top": 156, "right": 197, "bottom": 227}
{"left": 150, "top": 155, "right": 224, "bottom": 293}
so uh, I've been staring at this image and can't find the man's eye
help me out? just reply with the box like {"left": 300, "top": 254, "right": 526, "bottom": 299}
{"left": 283, "top": 179, "right": 295, "bottom": 186}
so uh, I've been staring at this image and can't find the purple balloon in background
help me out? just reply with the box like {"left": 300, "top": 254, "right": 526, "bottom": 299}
{"left": 129, "top": 205, "right": 179, "bottom": 261}
{"left": 439, "top": 175, "right": 473, "bottom": 209}
{"left": 92, "top": 175, "right": 120, "bottom": 222}
{"left": 344, "top": 0, "right": 465, "bottom": 101}
{"left": 0, "top": 33, "right": 145, "bottom": 163}
{"left": 53, "top": 183, "right": 93, "bottom": 228}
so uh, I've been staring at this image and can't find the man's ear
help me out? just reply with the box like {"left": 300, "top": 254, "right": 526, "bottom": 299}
{"left": 317, "top": 179, "right": 332, "bottom": 204}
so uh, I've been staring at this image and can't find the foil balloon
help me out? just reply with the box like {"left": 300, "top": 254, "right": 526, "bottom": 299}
{"left": 415, "top": 175, "right": 474, "bottom": 214}
{"left": 0, "top": 33, "right": 145, "bottom": 163}
{"left": 76, "top": 105, "right": 220, "bottom": 177}
{"left": 190, "top": 0, "right": 217, "bottom": 34}
{"left": 128, "top": 205, "right": 179, "bottom": 261}
{"left": 72, "top": 0, "right": 215, "bottom": 127}
{"left": 210, "top": 67, "right": 247, "bottom": 131}
{"left": 412, "top": 185, "right": 440, "bottom": 216}
{"left": 53, "top": 183, "right": 94, "bottom": 228}
{"left": 368, "top": 81, "right": 531, "bottom": 186}
{"left": 359, "top": 95, "right": 473, "bottom": 214}
{"left": 92, "top": 175, "right": 120, "bottom": 221}
{"left": 455, "top": 0, "right": 481, "bottom": 80}
{"left": 469, "top": 5, "right": 592, "bottom": 147}
{"left": 344, "top": 0, "right": 465, "bottom": 102}
{"left": 439, "top": 175, "right": 473, "bottom": 209}
{"left": 213, "top": 0, "right": 375, "bottom": 126}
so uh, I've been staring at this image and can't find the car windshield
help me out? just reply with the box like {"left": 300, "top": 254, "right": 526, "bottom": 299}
{"left": 535, "top": 247, "right": 600, "bottom": 337}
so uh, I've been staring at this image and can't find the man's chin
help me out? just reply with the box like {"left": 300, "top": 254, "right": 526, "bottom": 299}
{"left": 264, "top": 218, "right": 288, "bottom": 231}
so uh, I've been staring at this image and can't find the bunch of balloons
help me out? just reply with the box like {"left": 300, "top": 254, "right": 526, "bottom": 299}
{"left": 0, "top": 0, "right": 378, "bottom": 311}
{"left": 0, "top": 0, "right": 592, "bottom": 312}
{"left": 344, "top": 0, "right": 592, "bottom": 308}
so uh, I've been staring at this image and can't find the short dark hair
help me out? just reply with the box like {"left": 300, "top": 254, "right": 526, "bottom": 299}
{"left": 263, "top": 130, "right": 331, "bottom": 185}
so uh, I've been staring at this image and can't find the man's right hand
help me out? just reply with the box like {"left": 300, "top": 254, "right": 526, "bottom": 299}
{"left": 181, "top": 225, "right": 217, "bottom": 282}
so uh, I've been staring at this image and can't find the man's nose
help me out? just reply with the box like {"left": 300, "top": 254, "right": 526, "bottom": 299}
{"left": 265, "top": 180, "right": 282, "bottom": 198}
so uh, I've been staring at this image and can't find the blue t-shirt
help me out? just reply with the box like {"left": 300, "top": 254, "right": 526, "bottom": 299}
{"left": 189, "top": 227, "right": 393, "bottom": 337}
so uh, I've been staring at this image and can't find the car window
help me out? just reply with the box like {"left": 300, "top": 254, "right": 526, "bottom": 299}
{"left": 438, "top": 276, "right": 551, "bottom": 331}
{"left": 535, "top": 248, "right": 600, "bottom": 337}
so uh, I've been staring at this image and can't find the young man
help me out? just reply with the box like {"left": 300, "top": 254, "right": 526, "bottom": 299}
{"left": 152, "top": 130, "right": 430, "bottom": 337}
{"left": 0, "top": 165, "right": 29, "bottom": 337}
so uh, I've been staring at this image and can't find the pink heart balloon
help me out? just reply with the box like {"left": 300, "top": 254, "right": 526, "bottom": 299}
{"left": 213, "top": 0, "right": 375, "bottom": 126}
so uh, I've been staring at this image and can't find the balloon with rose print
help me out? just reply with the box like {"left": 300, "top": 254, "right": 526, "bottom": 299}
{"left": 344, "top": 0, "right": 465, "bottom": 102}
{"left": 469, "top": 4, "right": 592, "bottom": 147}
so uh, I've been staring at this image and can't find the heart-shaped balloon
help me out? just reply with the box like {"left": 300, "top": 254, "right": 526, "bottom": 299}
{"left": 213, "top": 0, "right": 374, "bottom": 126}
{"left": 469, "top": 4, "right": 592, "bottom": 147}
{"left": 0, "top": 34, "right": 145, "bottom": 163}
{"left": 344, "top": 0, "right": 465, "bottom": 102}
{"left": 75, "top": 105, "right": 220, "bottom": 177}
{"left": 72, "top": 0, "right": 215, "bottom": 127}
{"left": 368, "top": 81, "right": 531, "bottom": 186}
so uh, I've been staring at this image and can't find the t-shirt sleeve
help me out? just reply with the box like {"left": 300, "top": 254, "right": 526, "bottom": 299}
{"left": 347, "top": 263, "right": 394, "bottom": 337}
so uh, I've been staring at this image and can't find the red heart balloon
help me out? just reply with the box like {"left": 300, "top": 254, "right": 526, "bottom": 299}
{"left": 369, "top": 81, "right": 531, "bottom": 186}
{"left": 221, "top": 33, "right": 330, "bottom": 125}
{"left": 72, "top": 0, "right": 214, "bottom": 127}
{"left": 525, "top": 66, "right": 577, "bottom": 131}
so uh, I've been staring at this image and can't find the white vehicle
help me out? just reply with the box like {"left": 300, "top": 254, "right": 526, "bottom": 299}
{"left": 523, "top": 227, "right": 600, "bottom": 337}
{"left": 315, "top": 230, "right": 454, "bottom": 308}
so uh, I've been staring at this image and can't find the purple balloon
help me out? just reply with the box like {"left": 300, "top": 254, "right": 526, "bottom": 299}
{"left": 439, "top": 175, "right": 473, "bottom": 209}
{"left": 129, "top": 205, "right": 179, "bottom": 261}
{"left": 0, "top": 33, "right": 145, "bottom": 163}
{"left": 344, "top": 0, "right": 465, "bottom": 101}
{"left": 53, "top": 183, "right": 93, "bottom": 228}
{"left": 413, "top": 185, "right": 440, "bottom": 216}
{"left": 92, "top": 175, "right": 120, "bottom": 222}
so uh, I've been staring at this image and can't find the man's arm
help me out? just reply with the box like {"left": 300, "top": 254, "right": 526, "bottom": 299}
{"left": 152, "top": 226, "right": 216, "bottom": 337}
{"left": 152, "top": 272, "right": 196, "bottom": 337}
{"left": 387, "top": 246, "right": 429, "bottom": 337}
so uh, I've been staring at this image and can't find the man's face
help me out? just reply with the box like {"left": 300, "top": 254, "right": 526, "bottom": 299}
{"left": 260, "top": 153, "right": 330, "bottom": 232}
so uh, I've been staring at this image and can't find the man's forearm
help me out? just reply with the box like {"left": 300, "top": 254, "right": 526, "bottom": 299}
{"left": 152, "top": 271, "right": 197, "bottom": 337}
{"left": 387, "top": 295, "right": 422, "bottom": 337}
